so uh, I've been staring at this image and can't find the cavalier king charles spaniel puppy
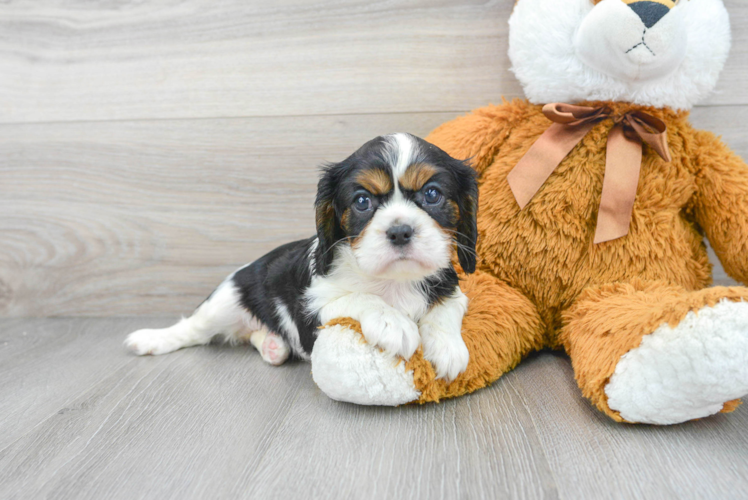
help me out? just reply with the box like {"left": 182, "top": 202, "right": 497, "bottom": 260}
{"left": 125, "top": 133, "right": 478, "bottom": 381}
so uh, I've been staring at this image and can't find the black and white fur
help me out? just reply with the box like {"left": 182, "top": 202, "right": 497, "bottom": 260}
{"left": 125, "top": 133, "right": 478, "bottom": 381}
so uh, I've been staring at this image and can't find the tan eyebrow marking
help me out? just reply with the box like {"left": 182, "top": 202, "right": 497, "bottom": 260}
{"left": 399, "top": 163, "right": 437, "bottom": 192}
{"left": 356, "top": 168, "right": 392, "bottom": 195}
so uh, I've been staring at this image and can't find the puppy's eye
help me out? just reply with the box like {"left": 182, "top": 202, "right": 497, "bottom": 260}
{"left": 354, "top": 195, "right": 372, "bottom": 212}
{"left": 423, "top": 187, "right": 443, "bottom": 205}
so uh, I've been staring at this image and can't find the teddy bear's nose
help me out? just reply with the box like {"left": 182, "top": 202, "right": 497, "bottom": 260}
{"left": 626, "top": 1, "right": 672, "bottom": 29}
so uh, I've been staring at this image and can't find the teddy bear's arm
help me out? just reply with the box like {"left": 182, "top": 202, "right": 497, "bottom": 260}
{"left": 426, "top": 101, "right": 522, "bottom": 176}
{"left": 692, "top": 129, "right": 748, "bottom": 284}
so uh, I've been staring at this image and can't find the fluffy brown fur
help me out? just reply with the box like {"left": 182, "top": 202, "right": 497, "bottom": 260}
{"left": 400, "top": 99, "right": 748, "bottom": 418}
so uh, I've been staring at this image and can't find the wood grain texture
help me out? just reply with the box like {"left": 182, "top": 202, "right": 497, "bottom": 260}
{"left": 2, "top": 317, "right": 747, "bottom": 499}
{"left": 0, "top": 317, "right": 311, "bottom": 500}
{"left": 0, "top": 0, "right": 521, "bottom": 124}
{"left": 2, "top": 0, "right": 745, "bottom": 125}
{"left": 0, "top": 317, "right": 140, "bottom": 449}
{"left": 246, "top": 371, "right": 558, "bottom": 500}
{"left": 506, "top": 352, "right": 748, "bottom": 499}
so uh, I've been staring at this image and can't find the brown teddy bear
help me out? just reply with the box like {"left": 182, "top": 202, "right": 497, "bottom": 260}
{"left": 310, "top": 0, "right": 748, "bottom": 425}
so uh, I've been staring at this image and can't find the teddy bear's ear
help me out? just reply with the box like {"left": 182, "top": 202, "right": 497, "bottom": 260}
{"left": 452, "top": 160, "right": 479, "bottom": 274}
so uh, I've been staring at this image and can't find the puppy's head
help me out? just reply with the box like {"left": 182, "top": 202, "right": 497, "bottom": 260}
{"left": 314, "top": 133, "right": 478, "bottom": 280}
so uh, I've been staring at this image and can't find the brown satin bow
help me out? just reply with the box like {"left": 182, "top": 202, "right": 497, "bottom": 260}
{"left": 506, "top": 103, "right": 672, "bottom": 244}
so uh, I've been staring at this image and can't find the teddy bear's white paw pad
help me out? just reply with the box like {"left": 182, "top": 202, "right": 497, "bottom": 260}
{"left": 420, "top": 324, "right": 469, "bottom": 382}
{"left": 605, "top": 299, "right": 748, "bottom": 425}
{"left": 311, "top": 324, "right": 420, "bottom": 406}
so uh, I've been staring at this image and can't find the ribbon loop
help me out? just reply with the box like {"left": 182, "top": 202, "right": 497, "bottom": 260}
{"left": 623, "top": 112, "right": 672, "bottom": 162}
{"left": 506, "top": 103, "right": 671, "bottom": 244}
{"left": 542, "top": 103, "right": 608, "bottom": 126}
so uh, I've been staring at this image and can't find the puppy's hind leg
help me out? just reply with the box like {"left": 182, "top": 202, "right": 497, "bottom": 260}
{"left": 125, "top": 281, "right": 249, "bottom": 356}
{"left": 248, "top": 328, "right": 291, "bottom": 366}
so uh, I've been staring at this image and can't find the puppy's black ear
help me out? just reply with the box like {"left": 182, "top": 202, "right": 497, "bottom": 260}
{"left": 453, "top": 159, "right": 479, "bottom": 274}
{"left": 314, "top": 163, "right": 344, "bottom": 275}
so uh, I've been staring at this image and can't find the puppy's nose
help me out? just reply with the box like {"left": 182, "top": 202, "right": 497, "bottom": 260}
{"left": 386, "top": 225, "right": 413, "bottom": 247}
{"left": 627, "top": 1, "right": 671, "bottom": 29}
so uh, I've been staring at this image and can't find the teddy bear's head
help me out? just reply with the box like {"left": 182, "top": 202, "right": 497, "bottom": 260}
{"left": 508, "top": 0, "right": 731, "bottom": 110}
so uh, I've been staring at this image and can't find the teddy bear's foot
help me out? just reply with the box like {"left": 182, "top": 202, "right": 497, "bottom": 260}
{"left": 605, "top": 299, "right": 748, "bottom": 425}
{"left": 311, "top": 320, "right": 420, "bottom": 406}
{"left": 563, "top": 281, "right": 748, "bottom": 425}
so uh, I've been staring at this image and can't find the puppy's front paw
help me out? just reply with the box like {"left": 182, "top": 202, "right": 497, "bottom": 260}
{"left": 420, "top": 324, "right": 469, "bottom": 382}
{"left": 360, "top": 307, "right": 420, "bottom": 360}
{"left": 125, "top": 328, "right": 180, "bottom": 356}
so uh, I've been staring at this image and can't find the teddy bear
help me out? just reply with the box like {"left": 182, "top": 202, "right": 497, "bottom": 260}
{"left": 309, "top": 0, "right": 748, "bottom": 425}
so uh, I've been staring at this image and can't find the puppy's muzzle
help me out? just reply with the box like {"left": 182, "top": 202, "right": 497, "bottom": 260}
{"left": 386, "top": 224, "right": 414, "bottom": 247}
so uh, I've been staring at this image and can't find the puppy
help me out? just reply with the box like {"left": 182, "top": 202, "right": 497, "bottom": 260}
{"left": 125, "top": 133, "right": 478, "bottom": 381}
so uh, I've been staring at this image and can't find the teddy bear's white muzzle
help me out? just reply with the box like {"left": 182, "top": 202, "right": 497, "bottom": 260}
{"left": 574, "top": 0, "right": 687, "bottom": 83}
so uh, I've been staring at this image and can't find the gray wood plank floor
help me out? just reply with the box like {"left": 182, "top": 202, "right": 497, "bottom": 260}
{"left": 2, "top": 317, "right": 746, "bottom": 500}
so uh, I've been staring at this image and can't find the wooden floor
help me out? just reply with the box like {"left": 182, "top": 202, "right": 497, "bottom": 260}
{"left": 2, "top": 317, "right": 747, "bottom": 500}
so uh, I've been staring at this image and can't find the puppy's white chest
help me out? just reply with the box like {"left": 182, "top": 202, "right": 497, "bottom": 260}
{"left": 378, "top": 282, "right": 429, "bottom": 321}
